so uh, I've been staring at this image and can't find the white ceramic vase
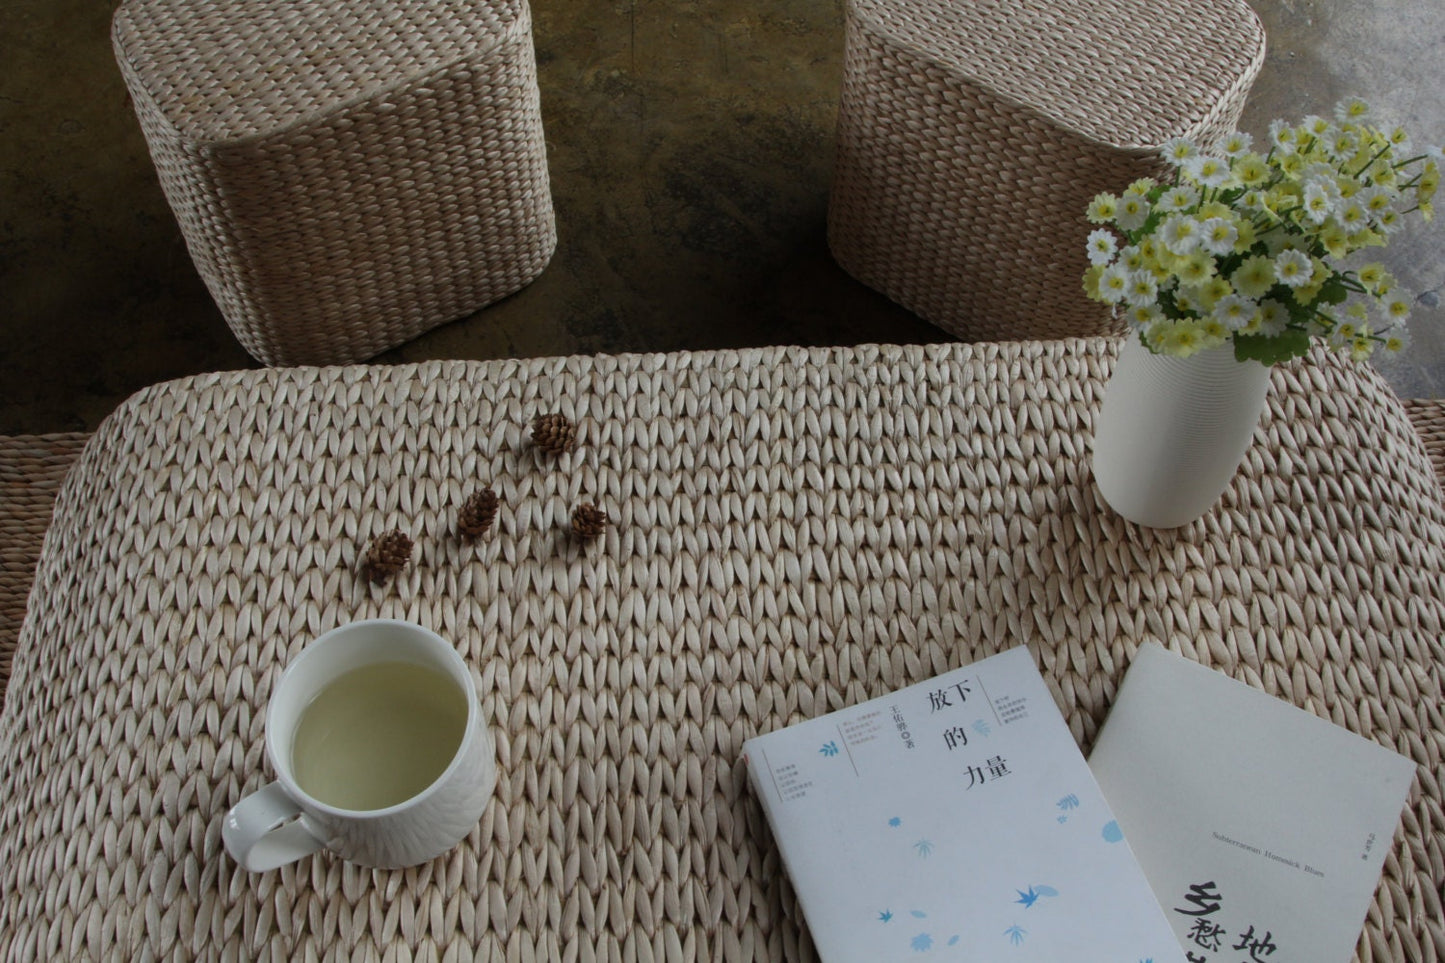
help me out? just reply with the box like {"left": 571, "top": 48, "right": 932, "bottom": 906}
{"left": 1092, "top": 336, "right": 1273, "bottom": 529}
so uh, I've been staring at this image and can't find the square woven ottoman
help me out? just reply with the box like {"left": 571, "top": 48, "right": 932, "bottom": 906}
{"left": 113, "top": 0, "right": 557, "bottom": 367}
{"left": 827, "top": 0, "right": 1266, "bottom": 342}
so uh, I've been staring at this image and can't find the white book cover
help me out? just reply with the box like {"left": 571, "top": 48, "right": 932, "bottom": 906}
{"left": 1088, "top": 643, "right": 1417, "bottom": 963}
{"left": 743, "top": 645, "right": 1185, "bottom": 963}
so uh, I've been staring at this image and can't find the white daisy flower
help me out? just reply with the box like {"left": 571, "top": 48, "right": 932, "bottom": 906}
{"left": 1301, "top": 114, "right": 1333, "bottom": 138}
{"left": 1338, "top": 202, "right": 1368, "bottom": 230}
{"left": 1212, "top": 294, "right": 1258, "bottom": 331}
{"left": 1335, "top": 97, "right": 1370, "bottom": 123}
{"left": 1383, "top": 293, "right": 1413, "bottom": 321}
{"left": 1376, "top": 208, "right": 1406, "bottom": 234}
{"left": 1388, "top": 126, "right": 1413, "bottom": 156}
{"left": 1274, "top": 249, "right": 1314, "bottom": 287}
{"left": 1326, "top": 129, "right": 1357, "bottom": 158}
{"left": 1098, "top": 264, "right": 1131, "bottom": 303}
{"left": 1159, "top": 214, "right": 1201, "bottom": 255}
{"left": 1219, "top": 132, "right": 1253, "bottom": 158}
{"left": 1270, "top": 119, "right": 1298, "bottom": 154}
{"left": 1127, "top": 304, "right": 1163, "bottom": 328}
{"left": 1383, "top": 325, "right": 1412, "bottom": 354}
{"left": 1199, "top": 217, "right": 1239, "bottom": 256}
{"left": 1159, "top": 186, "right": 1199, "bottom": 213}
{"left": 1239, "top": 190, "right": 1270, "bottom": 215}
{"left": 1257, "top": 299, "right": 1290, "bottom": 337}
{"left": 1161, "top": 137, "right": 1199, "bottom": 167}
{"left": 1124, "top": 271, "right": 1160, "bottom": 308}
{"left": 1086, "top": 229, "right": 1119, "bottom": 266}
{"left": 1114, "top": 194, "right": 1150, "bottom": 231}
{"left": 1301, "top": 180, "right": 1340, "bottom": 225}
{"left": 1184, "top": 155, "right": 1231, "bottom": 188}
{"left": 1361, "top": 186, "right": 1398, "bottom": 220}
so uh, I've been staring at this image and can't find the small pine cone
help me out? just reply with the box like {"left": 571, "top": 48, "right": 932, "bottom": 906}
{"left": 531, "top": 413, "right": 577, "bottom": 454}
{"left": 458, "top": 488, "right": 500, "bottom": 540}
{"left": 363, "top": 529, "right": 414, "bottom": 584}
{"left": 571, "top": 502, "right": 607, "bottom": 541}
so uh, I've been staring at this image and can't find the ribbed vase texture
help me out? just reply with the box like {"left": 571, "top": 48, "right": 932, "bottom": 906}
{"left": 1092, "top": 337, "right": 1272, "bottom": 528}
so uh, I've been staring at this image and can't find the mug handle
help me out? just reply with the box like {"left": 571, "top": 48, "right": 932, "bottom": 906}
{"left": 222, "top": 782, "right": 326, "bottom": 871}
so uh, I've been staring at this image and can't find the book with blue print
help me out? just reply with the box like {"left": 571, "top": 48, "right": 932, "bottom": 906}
{"left": 742, "top": 645, "right": 1184, "bottom": 962}
{"left": 1088, "top": 643, "right": 1416, "bottom": 963}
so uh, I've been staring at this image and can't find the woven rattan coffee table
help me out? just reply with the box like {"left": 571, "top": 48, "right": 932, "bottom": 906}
{"left": 1, "top": 340, "right": 1441, "bottom": 961}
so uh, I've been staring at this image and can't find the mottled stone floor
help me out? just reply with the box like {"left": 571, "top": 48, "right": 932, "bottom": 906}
{"left": 3, "top": 0, "right": 1443, "bottom": 433}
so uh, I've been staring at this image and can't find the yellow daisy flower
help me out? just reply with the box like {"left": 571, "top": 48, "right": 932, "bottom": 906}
{"left": 1417, "top": 162, "right": 1439, "bottom": 205}
{"left": 1234, "top": 154, "right": 1270, "bottom": 187}
{"left": 1163, "top": 321, "right": 1208, "bottom": 358}
{"left": 1231, "top": 255, "right": 1276, "bottom": 299}
{"left": 1087, "top": 193, "right": 1119, "bottom": 224}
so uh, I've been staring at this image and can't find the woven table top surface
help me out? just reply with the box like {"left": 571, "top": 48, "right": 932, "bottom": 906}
{"left": 112, "top": 0, "right": 530, "bottom": 143}
{"left": 0, "top": 339, "right": 1441, "bottom": 961}
{"left": 848, "top": 0, "right": 1265, "bottom": 149}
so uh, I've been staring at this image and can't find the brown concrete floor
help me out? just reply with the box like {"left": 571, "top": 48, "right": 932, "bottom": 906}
{"left": 3, "top": 0, "right": 1444, "bottom": 435}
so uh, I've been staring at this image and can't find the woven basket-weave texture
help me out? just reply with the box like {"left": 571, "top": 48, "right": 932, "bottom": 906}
{"left": 1404, "top": 399, "right": 1445, "bottom": 494}
{"left": 0, "top": 340, "right": 1441, "bottom": 961}
{"left": 827, "top": 0, "right": 1266, "bottom": 343}
{"left": 112, "top": 0, "right": 556, "bottom": 367}
{"left": 0, "top": 433, "right": 88, "bottom": 708}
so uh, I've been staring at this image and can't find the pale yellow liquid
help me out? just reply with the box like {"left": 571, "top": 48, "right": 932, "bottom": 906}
{"left": 291, "top": 661, "right": 468, "bottom": 811}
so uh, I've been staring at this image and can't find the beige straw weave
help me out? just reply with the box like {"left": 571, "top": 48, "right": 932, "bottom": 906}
{"left": 828, "top": 0, "right": 1266, "bottom": 343}
{"left": 1404, "top": 399, "right": 1445, "bottom": 494}
{"left": 0, "top": 340, "right": 1440, "bottom": 961}
{"left": 0, "top": 433, "right": 88, "bottom": 709}
{"left": 112, "top": 0, "right": 556, "bottom": 367}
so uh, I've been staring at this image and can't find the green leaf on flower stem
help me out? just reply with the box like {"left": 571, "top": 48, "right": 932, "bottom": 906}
{"left": 1318, "top": 276, "right": 1350, "bottom": 305}
{"left": 1234, "top": 330, "right": 1312, "bottom": 366}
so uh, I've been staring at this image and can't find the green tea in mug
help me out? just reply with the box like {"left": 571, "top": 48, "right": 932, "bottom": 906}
{"left": 291, "top": 661, "right": 468, "bottom": 810}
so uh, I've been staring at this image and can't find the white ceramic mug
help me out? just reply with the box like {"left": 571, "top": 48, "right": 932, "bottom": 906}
{"left": 222, "top": 619, "right": 496, "bottom": 871}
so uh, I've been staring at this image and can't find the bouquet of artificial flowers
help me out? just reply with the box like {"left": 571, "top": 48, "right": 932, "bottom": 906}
{"left": 1082, "top": 98, "right": 1440, "bottom": 363}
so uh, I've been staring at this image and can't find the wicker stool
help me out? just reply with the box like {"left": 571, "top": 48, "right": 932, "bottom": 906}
{"left": 113, "top": 0, "right": 556, "bottom": 366}
{"left": 828, "top": 0, "right": 1266, "bottom": 342}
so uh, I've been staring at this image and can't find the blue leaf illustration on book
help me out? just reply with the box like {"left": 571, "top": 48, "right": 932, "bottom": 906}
{"left": 1057, "top": 793, "right": 1080, "bottom": 811}
{"left": 879, "top": 910, "right": 893, "bottom": 923}
{"left": 910, "top": 910, "right": 927, "bottom": 919}
{"left": 1016, "top": 884, "right": 1060, "bottom": 907}
{"left": 973, "top": 719, "right": 992, "bottom": 737}
{"left": 947, "top": 935, "right": 960, "bottom": 946}
{"left": 911, "top": 933, "right": 933, "bottom": 952}
{"left": 913, "top": 839, "right": 934, "bottom": 857}
{"left": 888, "top": 816, "right": 902, "bottom": 827}
{"left": 1004, "top": 925, "right": 1027, "bottom": 945}
{"left": 820, "top": 741, "right": 840, "bottom": 757}
{"left": 1102, "top": 820, "right": 1124, "bottom": 843}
